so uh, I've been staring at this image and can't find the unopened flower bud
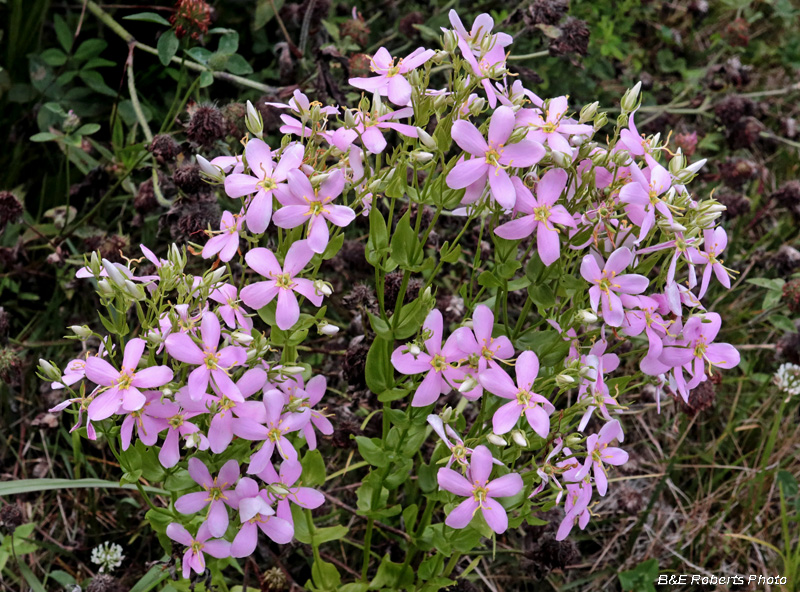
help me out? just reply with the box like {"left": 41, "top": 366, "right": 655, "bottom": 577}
{"left": 411, "top": 150, "right": 434, "bottom": 164}
{"left": 555, "top": 374, "right": 575, "bottom": 389}
{"left": 434, "top": 93, "right": 450, "bottom": 112}
{"left": 612, "top": 149, "right": 632, "bottom": 166}
{"left": 38, "top": 359, "right": 61, "bottom": 381}
{"left": 440, "top": 406, "right": 454, "bottom": 422}
{"left": 576, "top": 309, "right": 598, "bottom": 324}
{"left": 468, "top": 97, "right": 486, "bottom": 117}
{"left": 184, "top": 433, "right": 202, "bottom": 449}
{"left": 458, "top": 376, "right": 478, "bottom": 393}
{"left": 667, "top": 222, "right": 687, "bottom": 233}
{"left": 434, "top": 49, "right": 449, "bottom": 63}
{"left": 245, "top": 100, "right": 264, "bottom": 139}
{"left": 269, "top": 483, "right": 291, "bottom": 497}
{"left": 232, "top": 331, "right": 254, "bottom": 345}
{"left": 88, "top": 251, "right": 102, "bottom": 276}
{"left": 564, "top": 433, "right": 584, "bottom": 448}
{"left": 580, "top": 101, "right": 599, "bottom": 123}
{"left": 620, "top": 81, "right": 642, "bottom": 113}
{"left": 124, "top": 280, "right": 146, "bottom": 301}
{"left": 69, "top": 325, "right": 93, "bottom": 339}
{"left": 102, "top": 259, "right": 127, "bottom": 288}
{"left": 196, "top": 155, "right": 225, "bottom": 182}
{"left": 314, "top": 280, "right": 333, "bottom": 297}
{"left": 407, "top": 344, "right": 421, "bottom": 356}
{"left": 319, "top": 322, "right": 339, "bottom": 336}
{"left": 208, "top": 266, "right": 227, "bottom": 286}
{"left": 146, "top": 329, "right": 163, "bottom": 348}
{"left": 487, "top": 433, "right": 507, "bottom": 447}
{"left": 593, "top": 112, "right": 608, "bottom": 130}
{"left": 282, "top": 366, "right": 305, "bottom": 375}
{"left": 511, "top": 430, "right": 528, "bottom": 447}
{"left": 442, "top": 30, "right": 459, "bottom": 53}
{"left": 551, "top": 151, "right": 571, "bottom": 167}
{"left": 669, "top": 149, "right": 686, "bottom": 175}
{"left": 97, "top": 279, "right": 114, "bottom": 297}
{"left": 161, "top": 386, "right": 173, "bottom": 397}
{"left": 417, "top": 127, "right": 437, "bottom": 150}
{"left": 685, "top": 158, "right": 707, "bottom": 175}
{"left": 344, "top": 109, "right": 357, "bottom": 128}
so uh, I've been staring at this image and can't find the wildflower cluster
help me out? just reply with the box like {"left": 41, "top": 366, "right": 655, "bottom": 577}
{"left": 42, "top": 10, "right": 740, "bottom": 589}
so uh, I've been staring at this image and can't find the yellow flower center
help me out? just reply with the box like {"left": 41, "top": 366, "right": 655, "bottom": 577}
{"left": 114, "top": 369, "right": 134, "bottom": 390}
{"left": 430, "top": 354, "right": 448, "bottom": 372}
{"left": 275, "top": 272, "right": 294, "bottom": 289}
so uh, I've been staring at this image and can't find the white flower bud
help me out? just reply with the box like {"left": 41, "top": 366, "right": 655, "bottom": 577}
{"left": 184, "top": 433, "right": 202, "bottom": 449}
{"left": 69, "top": 325, "right": 93, "bottom": 339}
{"left": 487, "top": 434, "right": 507, "bottom": 447}
{"left": 511, "top": 430, "right": 528, "bottom": 447}
{"left": 282, "top": 366, "right": 305, "bottom": 375}
{"left": 344, "top": 109, "right": 357, "bottom": 128}
{"left": 411, "top": 150, "right": 434, "bottom": 164}
{"left": 196, "top": 155, "right": 225, "bottom": 182}
{"left": 38, "top": 359, "right": 61, "bottom": 381}
{"left": 667, "top": 222, "right": 687, "bottom": 233}
{"left": 232, "top": 331, "right": 254, "bottom": 345}
{"left": 433, "top": 93, "right": 450, "bottom": 112}
{"left": 620, "top": 81, "right": 642, "bottom": 113}
{"left": 458, "top": 376, "right": 478, "bottom": 393}
{"left": 102, "top": 259, "right": 127, "bottom": 288}
{"left": 468, "top": 97, "right": 486, "bottom": 117}
{"left": 314, "top": 280, "right": 333, "bottom": 297}
{"left": 550, "top": 151, "right": 571, "bottom": 167}
{"left": 97, "top": 279, "right": 114, "bottom": 297}
{"left": 580, "top": 101, "right": 599, "bottom": 123}
{"left": 408, "top": 344, "right": 421, "bottom": 356}
{"left": 564, "top": 433, "right": 583, "bottom": 448}
{"left": 685, "top": 158, "right": 707, "bottom": 174}
{"left": 124, "top": 280, "right": 146, "bottom": 301}
{"left": 576, "top": 310, "right": 598, "bottom": 324}
{"left": 555, "top": 374, "right": 576, "bottom": 389}
{"left": 319, "top": 323, "right": 340, "bottom": 336}
{"left": 441, "top": 406, "right": 454, "bottom": 422}
{"left": 417, "top": 127, "right": 437, "bottom": 150}
{"left": 245, "top": 100, "right": 264, "bottom": 139}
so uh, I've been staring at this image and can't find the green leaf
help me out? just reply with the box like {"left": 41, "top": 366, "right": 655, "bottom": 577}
{"left": 18, "top": 562, "right": 46, "bottom": 592}
{"left": 123, "top": 12, "right": 172, "bottom": 26}
{"left": 311, "top": 558, "right": 341, "bottom": 590}
{"left": 769, "top": 314, "right": 797, "bottom": 334}
{"left": 30, "top": 132, "right": 59, "bottom": 142}
{"left": 441, "top": 243, "right": 461, "bottom": 263}
{"left": 365, "top": 337, "right": 394, "bottom": 394}
{"left": 0, "top": 478, "right": 166, "bottom": 496}
{"left": 73, "top": 39, "right": 107, "bottom": 62}
{"left": 301, "top": 449, "right": 327, "bottom": 487}
{"left": 517, "top": 329, "right": 569, "bottom": 367}
{"left": 199, "top": 70, "right": 214, "bottom": 88}
{"left": 129, "top": 564, "right": 171, "bottom": 592}
{"left": 217, "top": 32, "right": 239, "bottom": 55}
{"left": 369, "top": 555, "right": 414, "bottom": 590}
{"left": 225, "top": 53, "right": 253, "bottom": 75}
{"left": 746, "top": 278, "right": 785, "bottom": 291}
{"left": 75, "top": 123, "right": 101, "bottom": 136}
{"left": 367, "top": 311, "right": 393, "bottom": 340}
{"left": 619, "top": 558, "right": 659, "bottom": 592}
{"left": 390, "top": 212, "right": 422, "bottom": 269}
{"left": 39, "top": 48, "right": 68, "bottom": 67}
{"left": 322, "top": 233, "right": 344, "bottom": 260}
{"left": 54, "top": 14, "right": 73, "bottom": 53}
{"left": 528, "top": 284, "right": 555, "bottom": 308}
{"left": 254, "top": 0, "right": 285, "bottom": 30}
{"left": 157, "top": 30, "right": 179, "bottom": 67}
{"left": 366, "top": 205, "right": 388, "bottom": 266}
{"left": 79, "top": 70, "right": 117, "bottom": 96}
{"left": 478, "top": 270, "right": 503, "bottom": 289}
{"left": 313, "top": 525, "right": 349, "bottom": 544}
{"left": 355, "top": 436, "right": 389, "bottom": 468}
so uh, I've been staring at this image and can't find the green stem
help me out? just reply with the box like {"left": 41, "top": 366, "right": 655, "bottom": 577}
{"left": 126, "top": 44, "right": 153, "bottom": 143}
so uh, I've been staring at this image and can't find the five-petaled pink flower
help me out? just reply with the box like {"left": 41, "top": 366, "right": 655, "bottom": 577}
{"left": 576, "top": 420, "right": 628, "bottom": 496}
{"left": 224, "top": 140, "right": 304, "bottom": 234}
{"left": 494, "top": 170, "right": 576, "bottom": 266}
{"left": 202, "top": 211, "right": 243, "bottom": 262}
{"left": 580, "top": 247, "right": 649, "bottom": 327}
{"left": 86, "top": 338, "right": 173, "bottom": 421}
{"left": 166, "top": 522, "right": 231, "bottom": 579}
{"left": 231, "top": 477, "right": 293, "bottom": 557}
{"left": 274, "top": 169, "right": 355, "bottom": 254}
{"left": 349, "top": 47, "right": 435, "bottom": 106}
{"left": 165, "top": 312, "right": 247, "bottom": 402}
{"left": 391, "top": 309, "right": 466, "bottom": 407}
{"left": 688, "top": 227, "right": 731, "bottom": 298}
{"left": 437, "top": 445, "right": 523, "bottom": 534}
{"left": 518, "top": 96, "right": 593, "bottom": 154}
{"left": 479, "top": 351, "right": 555, "bottom": 438}
{"left": 446, "top": 106, "right": 544, "bottom": 209}
{"left": 240, "top": 240, "right": 323, "bottom": 331}
{"left": 175, "top": 458, "right": 241, "bottom": 537}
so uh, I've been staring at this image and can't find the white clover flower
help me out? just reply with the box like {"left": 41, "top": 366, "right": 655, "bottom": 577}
{"left": 90, "top": 542, "right": 124, "bottom": 573}
{"left": 774, "top": 363, "right": 800, "bottom": 398}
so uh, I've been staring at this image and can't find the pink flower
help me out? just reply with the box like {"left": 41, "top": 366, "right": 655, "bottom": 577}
{"left": 580, "top": 247, "right": 649, "bottom": 327}
{"left": 246, "top": 390, "right": 310, "bottom": 474}
{"left": 209, "top": 283, "right": 253, "bottom": 331}
{"left": 494, "top": 170, "right": 576, "bottom": 265}
{"left": 618, "top": 155, "right": 674, "bottom": 241}
{"left": 427, "top": 414, "right": 473, "bottom": 468}
{"left": 437, "top": 445, "right": 523, "bottom": 534}
{"left": 224, "top": 140, "right": 304, "bottom": 234}
{"left": 273, "top": 169, "right": 355, "bottom": 254}
{"left": 479, "top": 351, "right": 555, "bottom": 438}
{"left": 86, "top": 338, "right": 173, "bottom": 421}
{"left": 166, "top": 522, "right": 231, "bottom": 579}
{"left": 447, "top": 10, "right": 513, "bottom": 56}
{"left": 688, "top": 227, "right": 731, "bottom": 298}
{"left": 230, "top": 477, "right": 293, "bottom": 557}
{"left": 446, "top": 106, "right": 544, "bottom": 209}
{"left": 202, "top": 211, "right": 243, "bottom": 262}
{"left": 240, "top": 240, "right": 323, "bottom": 331}
{"left": 175, "top": 458, "right": 241, "bottom": 537}
{"left": 274, "top": 374, "right": 333, "bottom": 450}
{"left": 518, "top": 97, "right": 593, "bottom": 154}
{"left": 555, "top": 477, "right": 592, "bottom": 541}
{"left": 332, "top": 108, "right": 418, "bottom": 155}
{"left": 390, "top": 309, "right": 467, "bottom": 407}
{"left": 164, "top": 312, "right": 247, "bottom": 401}
{"left": 157, "top": 403, "right": 208, "bottom": 468}
{"left": 120, "top": 391, "right": 172, "bottom": 450}
{"left": 451, "top": 304, "right": 514, "bottom": 399}
{"left": 258, "top": 460, "right": 325, "bottom": 523}
{"left": 349, "top": 47, "right": 435, "bottom": 106}
{"left": 576, "top": 420, "right": 628, "bottom": 496}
